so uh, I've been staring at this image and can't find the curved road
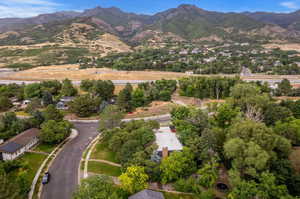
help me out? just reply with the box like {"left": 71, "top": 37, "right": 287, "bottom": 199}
{"left": 41, "top": 122, "right": 99, "bottom": 199}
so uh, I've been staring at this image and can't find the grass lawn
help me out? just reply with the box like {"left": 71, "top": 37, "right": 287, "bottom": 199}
{"left": 15, "top": 111, "right": 30, "bottom": 117}
{"left": 88, "top": 161, "right": 122, "bottom": 177}
{"left": 163, "top": 192, "right": 196, "bottom": 199}
{"left": 19, "top": 152, "right": 47, "bottom": 182}
{"left": 91, "top": 141, "right": 119, "bottom": 163}
{"left": 33, "top": 143, "right": 57, "bottom": 153}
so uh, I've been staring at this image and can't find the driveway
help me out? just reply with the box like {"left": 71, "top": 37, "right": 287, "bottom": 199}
{"left": 41, "top": 122, "right": 99, "bottom": 199}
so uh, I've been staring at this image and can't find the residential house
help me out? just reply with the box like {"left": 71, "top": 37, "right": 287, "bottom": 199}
{"left": 129, "top": 189, "right": 165, "bottom": 199}
{"left": 56, "top": 96, "right": 75, "bottom": 110}
{"left": 0, "top": 128, "right": 40, "bottom": 161}
{"left": 155, "top": 127, "right": 183, "bottom": 159}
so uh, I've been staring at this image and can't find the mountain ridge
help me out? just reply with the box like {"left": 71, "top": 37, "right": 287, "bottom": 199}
{"left": 0, "top": 4, "right": 300, "bottom": 46}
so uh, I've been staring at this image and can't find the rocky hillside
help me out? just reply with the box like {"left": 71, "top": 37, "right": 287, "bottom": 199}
{"left": 0, "top": 4, "right": 300, "bottom": 48}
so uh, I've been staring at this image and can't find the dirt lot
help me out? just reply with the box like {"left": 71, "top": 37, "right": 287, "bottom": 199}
{"left": 125, "top": 101, "right": 175, "bottom": 119}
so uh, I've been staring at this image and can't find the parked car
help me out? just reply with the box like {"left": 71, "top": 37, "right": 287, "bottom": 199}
{"left": 42, "top": 172, "right": 51, "bottom": 184}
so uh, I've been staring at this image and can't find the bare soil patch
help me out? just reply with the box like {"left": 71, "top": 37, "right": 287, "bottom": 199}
{"left": 290, "top": 147, "right": 300, "bottom": 174}
{"left": 125, "top": 101, "right": 175, "bottom": 119}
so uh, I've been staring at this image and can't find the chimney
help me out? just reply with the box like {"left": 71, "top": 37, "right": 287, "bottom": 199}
{"left": 162, "top": 147, "right": 169, "bottom": 159}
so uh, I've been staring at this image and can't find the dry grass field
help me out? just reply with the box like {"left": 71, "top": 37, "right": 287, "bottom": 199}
{"left": 4, "top": 64, "right": 190, "bottom": 81}
{"left": 264, "top": 43, "right": 300, "bottom": 53}
{"left": 125, "top": 101, "right": 175, "bottom": 119}
{"left": 3, "top": 63, "right": 300, "bottom": 82}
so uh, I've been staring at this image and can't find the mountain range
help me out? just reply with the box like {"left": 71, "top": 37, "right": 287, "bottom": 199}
{"left": 1, "top": 4, "right": 300, "bottom": 46}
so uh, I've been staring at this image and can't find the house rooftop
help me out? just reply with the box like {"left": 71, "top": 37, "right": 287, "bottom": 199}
{"left": 129, "top": 189, "right": 164, "bottom": 199}
{"left": 0, "top": 128, "right": 40, "bottom": 153}
{"left": 155, "top": 127, "right": 183, "bottom": 152}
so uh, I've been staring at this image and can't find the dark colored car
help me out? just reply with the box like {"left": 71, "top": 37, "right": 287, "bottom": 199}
{"left": 169, "top": 125, "right": 176, "bottom": 133}
{"left": 42, "top": 172, "right": 51, "bottom": 184}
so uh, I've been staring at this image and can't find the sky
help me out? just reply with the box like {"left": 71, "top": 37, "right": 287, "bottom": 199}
{"left": 1, "top": 0, "right": 300, "bottom": 18}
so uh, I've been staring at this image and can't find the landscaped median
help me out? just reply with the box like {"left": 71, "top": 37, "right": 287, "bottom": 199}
{"left": 28, "top": 129, "right": 78, "bottom": 199}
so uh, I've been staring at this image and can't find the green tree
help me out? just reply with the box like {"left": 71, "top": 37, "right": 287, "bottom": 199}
{"left": 73, "top": 175, "right": 123, "bottom": 199}
{"left": 160, "top": 148, "right": 196, "bottom": 184}
{"left": 119, "top": 166, "right": 149, "bottom": 194}
{"left": 92, "top": 80, "right": 115, "bottom": 100}
{"left": 117, "top": 83, "right": 133, "bottom": 112}
{"left": 42, "top": 91, "right": 53, "bottom": 106}
{"left": 61, "top": 79, "right": 77, "bottom": 97}
{"left": 197, "top": 161, "right": 219, "bottom": 188}
{"left": 0, "top": 172, "right": 19, "bottom": 199}
{"left": 276, "top": 79, "right": 292, "bottom": 96}
{"left": 40, "top": 80, "right": 62, "bottom": 96}
{"left": 224, "top": 138, "right": 270, "bottom": 177}
{"left": 263, "top": 103, "right": 292, "bottom": 126}
{"left": 24, "top": 83, "right": 42, "bottom": 99}
{"left": 131, "top": 88, "right": 146, "bottom": 108}
{"left": 274, "top": 119, "right": 300, "bottom": 145}
{"left": 70, "top": 95, "right": 101, "bottom": 117}
{"left": 16, "top": 171, "right": 30, "bottom": 195}
{"left": 214, "top": 103, "right": 240, "bottom": 128}
{"left": 40, "top": 120, "right": 72, "bottom": 144}
{"left": 227, "top": 120, "right": 276, "bottom": 152}
{"left": 99, "top": 105, "right": 124, "bottom": 131}
{"left": 0, "top": 96, "right": 13, "bottom": 112}
{"left": 43, "top": 104, "right": 63, "bottom": 122}
{"left": 80, "top": 80, "right": 94, "bottom": 92}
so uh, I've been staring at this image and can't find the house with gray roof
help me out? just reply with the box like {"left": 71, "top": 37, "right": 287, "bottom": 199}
{"left": 0, "top": 128, "right": 40, "bottom": 161}
{"left": 129, "top": 189, "right": 165, "bottom": 199}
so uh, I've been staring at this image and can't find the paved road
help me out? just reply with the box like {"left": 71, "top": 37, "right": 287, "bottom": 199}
{"left": 41, "top": 122, "right": 99, "bottom": 199}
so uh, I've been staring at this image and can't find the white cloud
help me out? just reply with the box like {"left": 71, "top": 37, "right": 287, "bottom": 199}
{"left": 280, "top": 1, "right": 299, "bottom": 9}
{"left": 0, "top": 0, "right": 62, "bottom": 18}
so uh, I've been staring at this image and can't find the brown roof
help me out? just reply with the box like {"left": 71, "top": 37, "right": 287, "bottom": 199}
{"left": 0, "top": 128, "right": 40, "bottom": 153}
{"left": 10, "top": 128, "right": 40, "bottom": 146}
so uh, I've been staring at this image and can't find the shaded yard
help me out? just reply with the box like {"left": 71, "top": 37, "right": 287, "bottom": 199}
{"left": 88, "top": 161, "right": 122, "bottom": 177}
{"left": 33, "top": 143, "right": 57, "bottom": 153}
{"left": 19, "top": 152, "right": 47, "bottom": 182}
{"left": 91, "top": 141, "right": 119, "bottom": 163}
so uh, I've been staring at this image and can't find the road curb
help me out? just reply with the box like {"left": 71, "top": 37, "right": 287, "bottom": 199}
{"left": 69, "top": 114, "right": 171, "bottom": 123}
{"left": 28, "top": 129, "right": 78, "bottom": 199}
{"left": 81, "top": 134, "right": 101, "bottom": 181}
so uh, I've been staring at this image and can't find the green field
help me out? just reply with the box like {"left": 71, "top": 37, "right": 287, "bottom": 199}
{"left": 33, "top": 143, "right": 57, "bottom": 153}
{"left": 88, "top": 161, "right": 122, "bottom": 177}
{"left": 91, "top": 141, "right": 119, "bottom": 163}
{"left": 19, "top": 152, "right": 47, "bottom": 182}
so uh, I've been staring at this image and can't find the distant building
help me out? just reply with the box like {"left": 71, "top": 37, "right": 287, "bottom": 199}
{"left": 129, "top": 189, "right": 165, "bottom": 199}
{"left": 185, "top": 71, "right": 194, "bottom": 75}
{"left": 155, "top": 127, "right": 183, "bottom": 159}
{"left": 240, "top": 67, "right": 252, "bottom": 77}
{"left": 56, "top": 97, "right": 75, "bottom": 110}
{"left": 0, "top": 128, "right": 40, "bottom": 161}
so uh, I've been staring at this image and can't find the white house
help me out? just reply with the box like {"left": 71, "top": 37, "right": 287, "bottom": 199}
{"left": 0, "top": 128, "right": 40, "bottom": 161}
{"left": 56, "top": 96, "right": 75, "bottom": 110}
{"left": 155, "top": 127, "right": 183, "bottom": 158}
